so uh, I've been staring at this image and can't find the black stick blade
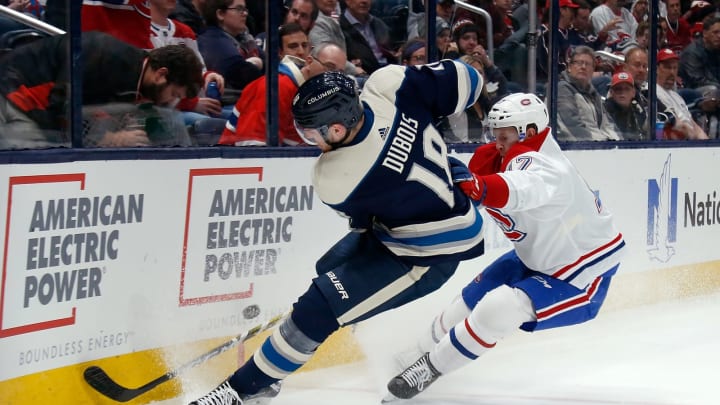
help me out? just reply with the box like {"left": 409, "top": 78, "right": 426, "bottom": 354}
{"left": 84, "top": 365, "right": 143, "bottom": 402}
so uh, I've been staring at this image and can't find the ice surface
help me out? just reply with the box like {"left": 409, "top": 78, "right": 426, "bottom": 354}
{"left": 154, "top": 291, "right": 720, "bottom": 405}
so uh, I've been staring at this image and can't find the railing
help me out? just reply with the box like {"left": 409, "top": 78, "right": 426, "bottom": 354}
{"left": 0, "top": 5, "right": 65, "bottom": 35}
{"left": 454, "top": 0, "right": 494, "bottom": 62}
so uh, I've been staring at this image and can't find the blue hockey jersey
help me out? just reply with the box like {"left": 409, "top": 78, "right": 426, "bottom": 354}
{"left": 313, "top": 60, "right": 486, "bottom": 266}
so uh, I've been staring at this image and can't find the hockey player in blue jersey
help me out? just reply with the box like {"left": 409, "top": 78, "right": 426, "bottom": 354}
{"left": 385, "top": 93, "right": 626, "bottom": 401}
{"left": 188, "top": 61, "right": 486, "bottom": 405}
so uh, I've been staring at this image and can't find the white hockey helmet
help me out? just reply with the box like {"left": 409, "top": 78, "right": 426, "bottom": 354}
{"left": 487, "top": 93, "right": 548, "bottom": 139}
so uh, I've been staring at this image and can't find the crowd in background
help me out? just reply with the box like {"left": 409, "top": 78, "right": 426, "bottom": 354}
{"left": 0, "top": 0, "right": 719, "bottom": 148}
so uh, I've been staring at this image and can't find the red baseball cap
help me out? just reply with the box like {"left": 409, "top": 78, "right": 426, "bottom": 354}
{"left": 657, "top": 48, "right": 679, "bottom": 63}
{"left": 559, "top": 0, "right": 580, "bottom": 8}
{"left": 611, "top": 72, "right": 634, "bottom": 87}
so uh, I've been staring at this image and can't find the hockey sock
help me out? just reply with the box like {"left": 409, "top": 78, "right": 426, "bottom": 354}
{"left": 230, "top": 284, "right": 339, "bottom": 394}
{"left": 419, "top": 294, "right": 472, "bottom": 353}
{"left": 429, "top": 285, "right": 535, "bottom": 374}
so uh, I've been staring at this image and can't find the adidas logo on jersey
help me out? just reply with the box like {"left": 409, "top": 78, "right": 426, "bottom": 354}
{"left": 378, "top": 126, "right": 389, "bottom": 140}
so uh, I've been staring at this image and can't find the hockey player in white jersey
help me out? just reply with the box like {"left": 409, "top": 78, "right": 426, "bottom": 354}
{"left": 386, "top": 93, "right": 626, "bottom": 400}
{"left": 189, "top": 62, "right": 486, "bottom": 405}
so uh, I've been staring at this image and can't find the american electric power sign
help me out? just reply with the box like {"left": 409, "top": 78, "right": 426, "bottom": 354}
{"left": 179, "top": 167, "right": 314, "bottom": 306}
{"left": 1, "top": 173, "right": 141, "bottom": 338}
{"left": 1, "top": 168, "right": 315, "bottom": 340}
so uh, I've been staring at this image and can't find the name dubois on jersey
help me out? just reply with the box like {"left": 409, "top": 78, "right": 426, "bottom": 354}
{"left": 382, "top": 113, "right": 419, "bottom": 174}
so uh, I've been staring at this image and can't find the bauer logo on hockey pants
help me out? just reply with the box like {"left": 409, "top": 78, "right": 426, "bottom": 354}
{"left": 326, "top": 271, "right": 349, "bottom": 299}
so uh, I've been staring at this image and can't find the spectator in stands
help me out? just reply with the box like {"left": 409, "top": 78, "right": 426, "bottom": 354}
{"left": 150, "top": 0, "right": 226, "bottom": 121}
{"left": 436, "top": 0, "right": 456, "bottom": 26}
{"left": 0, "top": 32, "right": 204, "bottom": 149}
{"left": 634, "top": 20, "right": 651, "bottom": 49}
{"left": 511, "top": 0, "right": 531, "bottom": 24}
{"left": 399, "top": 38, "right": 426, "bottom": 66}
{"left": 693, "top": 87, "right": 720, "bottom": 139}
{"left": 455, "top": 0, "right": 511, "bottom": 51}
{"left": 420, "top": 18, "right": 457, "bottom": 61}
{"left": 405, "top": 0, "right": 423, "bottom": 40}
{"left": 656, "top": 48, "right": 709, "bottom": 139}
{"left": 170, "top": 0, "right": 205, "bottom": 35}
{"left": 340, "top": 0, "right": 397, "bottom": 74}
{"left": 449, "top": 19, "right": 479, "bottom": 60}
{"left": 621, "top": 46, "right": 650, "bottom": 119}
{"left": 314, "top": 0, "right": 340, "bottom": 19}
{"left": 285, "top": 0, "right": 318, "bottom": 33}
{"left": 590, "top": 0, "right": 637, "bottom": 43}
{"left": 623, "top": 46, "right": 649, "bottom": 88}
{"left": 556, "top": 46, "right": 621, "bottom": 141}
{"left": 679, "top": 15, "right": 720, "bottom": 91}
{"left": 310, "top": 0, "right": 345, "bottom": 49}
{"left": 684, "top": 0, "right": 716, "bottom": 26}
{"left": 537, "top": 0, "right": 583, "bottom": 83}
{"left": 572, "top": 0, "right": 613, "bottom": 50}
{"left": 664, "top": 0, "right": 692, "bottom": 52}
{"left": 257, "top": 0, "right": 318, "bottom": 53}
{"left": 470, "top": 45, "right": 512, "bottom": 109}
{"left": 198, "top": 0, "right": 263, "bottom": 90}
{"left": 408, "top": 0, "right": 456, "bottom": 43}
{"left": 630, "top": 0, "right": 648, "bottom": 23}
{"left": 435, "top": 19, "right": 457, "bottom": 60}
{"left": 454, "top": 0, "right": 527, "bottom": 86}
{"left": 604, "top": 72, "right": 648, "bottom": 140}
{"left": 218, "top": 41, "right": 347, "bottom": 146}
{"left": 309, "top": 0, "right": 364, "bottom": 76}
{"left": 81, "top": 0, "right": 152, "bottom": 49}
{"left": 279, "top": 20, "right": 311, "bottom": 59}
{"left": 572, "top": 0, "right": 593, "bottom": 35}
{"left": 452, "top": 20, "right": 517, "bottom": 94}
{"left": 496, "top": 0, "right": 530, "bottom": 83}
{"left": 2, "top": 0, "right": 42, "bottom": 18}
{"left": 0, "top": 0, "right": 43, "bottom": 37}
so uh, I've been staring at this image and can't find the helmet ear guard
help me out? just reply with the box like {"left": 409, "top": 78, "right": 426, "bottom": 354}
{"left": 487, "top": 93, "right": 548, "bottom": 140}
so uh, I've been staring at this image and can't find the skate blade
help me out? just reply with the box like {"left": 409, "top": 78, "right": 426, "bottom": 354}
{"left": 243, "top": 399, "right": 272, "bottom": 405}
{"left": 381, "top": 392, "right": 401, "bottom": 403}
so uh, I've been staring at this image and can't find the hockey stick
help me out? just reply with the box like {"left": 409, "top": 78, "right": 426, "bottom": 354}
{"left": 83, "top": 310, "right": 288, "bottom": 402}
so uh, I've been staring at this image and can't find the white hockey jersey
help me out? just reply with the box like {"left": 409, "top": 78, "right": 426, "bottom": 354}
{"left": 470, "top": 128, "right": 625, "bottom": 288}
{"left": 150, "top": 18, "right": 207, "bottom": 71}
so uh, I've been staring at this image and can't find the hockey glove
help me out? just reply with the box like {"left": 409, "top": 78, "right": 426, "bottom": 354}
{"left": 448, "top": 156, "right": 486, "bottom": 204}
{"left": 459, "top": 174, "right": 486, "bottom": 203}
{"left": 448, "top": 156, "right": 473, "bottom": 183}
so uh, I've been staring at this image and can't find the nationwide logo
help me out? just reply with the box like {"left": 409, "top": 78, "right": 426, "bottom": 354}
{"left": 646, "top": 154, "right": 677, "bottom": 263}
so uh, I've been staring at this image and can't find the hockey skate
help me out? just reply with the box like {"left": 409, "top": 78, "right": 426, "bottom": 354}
{"left": 189, "top": 380, "right": 242, "bottom": 405}
{"left": 189, "top": 380, "right": 281, "bottom": 405}
{"left": 240, "top": 382, "right": 282, "bottom": 405}
{"left": 384, "top": 353, "right": 441, "bottom": 401}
